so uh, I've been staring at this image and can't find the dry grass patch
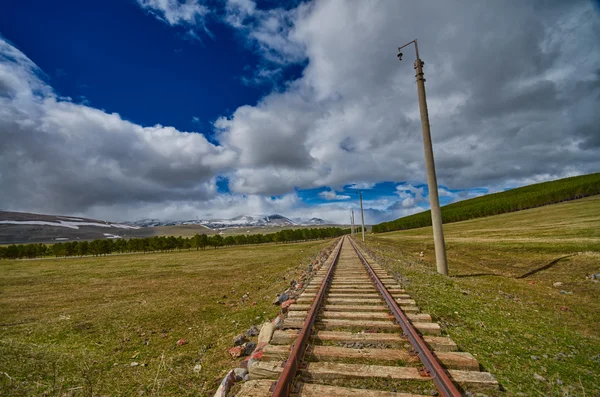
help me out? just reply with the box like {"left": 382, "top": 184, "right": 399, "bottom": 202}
{"left": 0, "top": 241, "right": 333, "bottom": 396}
{"left": 363, "top": 196, "right": 600, "bottom": 396}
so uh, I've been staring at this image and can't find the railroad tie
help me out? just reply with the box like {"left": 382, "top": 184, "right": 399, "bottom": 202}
{"left": 243, "top": 236, "right": 498, "bottom": 396}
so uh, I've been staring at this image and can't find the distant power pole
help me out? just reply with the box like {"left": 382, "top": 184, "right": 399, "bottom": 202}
{"left": 351, "top": 209, "right": 355, "bottom": 236}
{"left": 359, "top": 192, "right": 365, "bottom": 242}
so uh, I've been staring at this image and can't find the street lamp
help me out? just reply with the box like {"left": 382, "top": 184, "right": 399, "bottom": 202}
{"left": 397, "top": 39, "right": 448, "bottom": 276}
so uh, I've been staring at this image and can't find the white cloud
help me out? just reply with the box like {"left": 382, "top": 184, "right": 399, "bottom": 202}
{"left": 396, "top": 184, "right": 425, "bottom": 202}
{"left": 346, "top": 182, "right": 375, "bottom": 190}
{"left": 224, "top": 0, "right": 307, "bottom": 65}
{"left": 3, "top": 0, "right": 600, "bottom": 223}
{"left": 0, "top": 37, "right": 235, "bottom": 217}
{"left": 437, "top": 187, "right": 455, "bottom": 197}
{"left": 318, "top": 189, "right": 350, "bottom": 201}
{"left": 136, "top": 0, "right": 211, "bottom": 39}
{"left": 216, "top": 0, "right": 600, "bottom": 196}
{"left": 401, "top": 197, "right": 415, "bottom": 208}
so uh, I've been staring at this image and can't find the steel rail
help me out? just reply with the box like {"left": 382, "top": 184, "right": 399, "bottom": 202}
{"left": 348, "top": 237, "right": 462, "bottom": 397}
{"left": 270, "top": 237, "right": 344, "bottom": 396}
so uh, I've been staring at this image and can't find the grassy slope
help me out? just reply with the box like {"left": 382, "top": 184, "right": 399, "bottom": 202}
{"left": 374, "top": 172, "right": 600, "bottom": 233}
{"left": 361, "top": 195, "right": 600, "bottom": 396}
{"left": 0, "top": 240, "right": 333, "bottom": 396}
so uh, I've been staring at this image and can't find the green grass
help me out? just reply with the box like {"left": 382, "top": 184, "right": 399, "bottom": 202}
{"left": 0, "top": 240, "right": 334, "bottom": 396}
{"left": 361, "top": 195, "right": 600, "bottom": 396}
{"left": 374, "top": 172, "right": 600, "bottom": 233}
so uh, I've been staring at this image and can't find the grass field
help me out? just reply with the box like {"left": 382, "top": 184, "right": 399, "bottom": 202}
{"left": 0, "top": 240, "right": 333, "bottom": 396}
{"left": 361, "top": 195, "right": 600, "bottom": 396}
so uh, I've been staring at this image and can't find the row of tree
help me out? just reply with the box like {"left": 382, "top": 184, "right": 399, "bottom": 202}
{"left": 373, "top": 172, "right": 600, "bottom": 233}
{"left": 0, "top": 227, "right": 350, "bottom": 260}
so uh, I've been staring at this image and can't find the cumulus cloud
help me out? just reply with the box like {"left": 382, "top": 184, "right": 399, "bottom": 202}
{"left": 3, "top": 0, "right": 600, "bottom": 223}
{"left": 346, "top": 182, "right": 376, "bottom": 190}
{"left": 396, "top": 184, "right": 425, "bottom": 202}
{"left": 216, "top": 0, "right": 600, "bottom": 195}
{"left": 0, "top": 37, "right": 234, "bottom": 217}
{"left": 437, "top": 187, "right": 454, "bottom": 197}
{"left": 318, "top": 189, "right": 350, "bottom": 201}
{"left": 224, "top": 0, "right": 307, "bottom": 65}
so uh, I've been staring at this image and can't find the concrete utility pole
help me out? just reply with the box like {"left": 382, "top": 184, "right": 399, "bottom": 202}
{"left": 359, "top": 192, "right": 365, "bottom": 242}
{"left": 397, "top": 39, "right": 448, "bottom": 275}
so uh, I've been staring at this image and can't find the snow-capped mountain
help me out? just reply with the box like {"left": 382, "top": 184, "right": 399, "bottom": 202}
{"left": 0, "top": 210, "right": 142, "bottom": 244}
{"left": 125, "top": 214, "right": 331, "bottom": 229}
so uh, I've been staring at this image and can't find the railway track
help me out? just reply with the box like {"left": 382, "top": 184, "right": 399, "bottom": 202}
{"left": 237, "top": 236, "right": 498, "bottom": 396}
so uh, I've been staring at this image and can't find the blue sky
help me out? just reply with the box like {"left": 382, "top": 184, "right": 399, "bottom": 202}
{"left": 1, "top": 1, "right": 598, "bottom": 223}
{"left": 1, "top": 0, "right": 268, "bottom": 136}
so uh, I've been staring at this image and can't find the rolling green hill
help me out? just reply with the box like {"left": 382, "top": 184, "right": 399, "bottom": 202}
{"left": 373, "top": 172, "right": 600, "bottom": 233}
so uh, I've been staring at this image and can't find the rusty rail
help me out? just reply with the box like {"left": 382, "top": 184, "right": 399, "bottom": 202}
{"left": 348, "top": 237, "right": 462, "bottom": 397}
{"left": 270, "top": 237, "right": 344, "bottom": 396}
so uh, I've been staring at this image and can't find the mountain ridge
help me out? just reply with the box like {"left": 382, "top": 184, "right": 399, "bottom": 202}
{"left": 124, "top": 214, "right": 331, "bottom": 229}
{"left": 0, "top": 211, "right": 334, "bottom": 244}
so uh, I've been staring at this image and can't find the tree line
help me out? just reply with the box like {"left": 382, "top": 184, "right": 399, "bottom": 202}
{"left": 373, "top": 172, "right": 600, "bottom": 233}
{"left": 0, "top": 227, "right": 350, "bottom": 260}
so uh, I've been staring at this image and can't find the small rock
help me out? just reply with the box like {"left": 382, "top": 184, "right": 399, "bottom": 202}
{"left": 429, "top": 390, "right": 439, "bottom": 396}
{"left": 233, "top": 334, "right": 248, "bottom": 346}
{"left": 273, "top": 315, "right": 284, "bottom": 329}
{"left": 246, "top": 325, "right": 260, "bottom": 337}
{"left": 419, "top": 251, "right": 424, "bottom": 257}
{"left": 228, "top": 346, "right": 243, "bottom": 359}
{"left": 553, "top": 282, "right": 563, "bottom": 287}
{"left": 193, "top": 364, "right": 202, "bottom": 372}
{"left": 464, "top": 392, "right": 473, "bottom": 397}
{"left": 257, "top": 322, "right": 276, "bottom": 344}
{"left": 273, "top": 292, "right": 290, "bottom": 305}
{"left": 130, "top": 362, "right": 139, "bottom": 367}
{"left": 281, "top": 299, "right": 296, "bottom": 311}
{"left": 531, "top": 355, "right": 539, "bottom": 360}
{"left": 244, "top": 342, "right": 257, "bottom": 356}
{"left": 556, "top": 379, "right": 563, "bottom": 385}
{"left": 533, "top": 373, "right": 546, "bottom": 382}
{"left": 176, "top": 339, "right": 188, "bottom": 346}
{"left": 234, "top": 367, "right": 248, "bottom": 381}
